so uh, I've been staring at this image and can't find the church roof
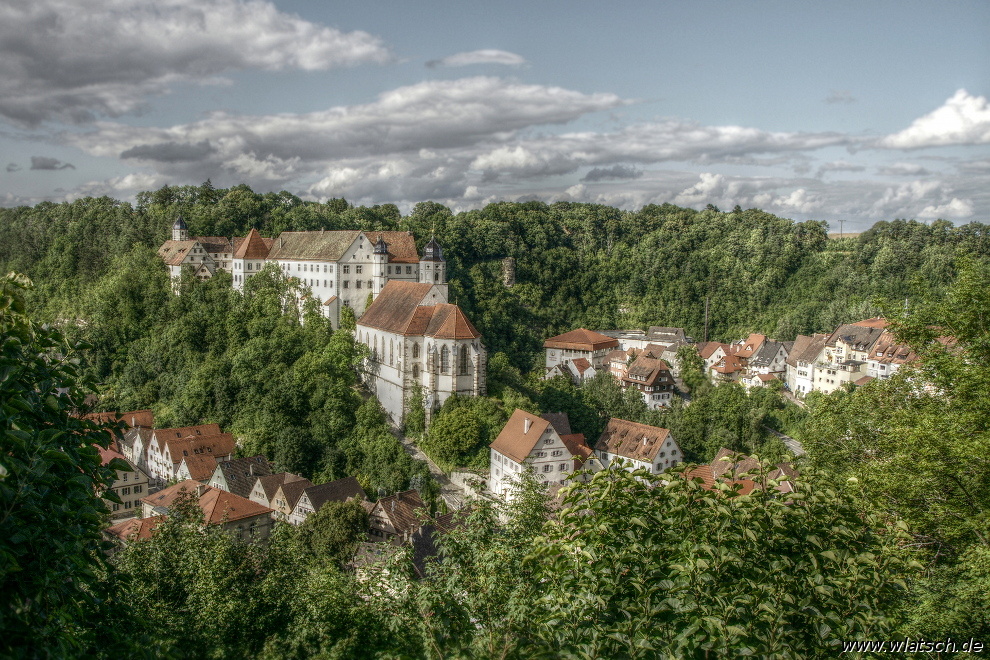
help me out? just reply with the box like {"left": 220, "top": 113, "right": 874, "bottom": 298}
{"left": 234, "top": 228, "right": 271, "bottom": 259}
{"left": 358, "top": 281, "right": 480, "bottom": 339}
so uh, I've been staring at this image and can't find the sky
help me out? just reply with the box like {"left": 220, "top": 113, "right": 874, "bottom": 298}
{"left": 2, "top": 0, "right": 988, "bottom": 231}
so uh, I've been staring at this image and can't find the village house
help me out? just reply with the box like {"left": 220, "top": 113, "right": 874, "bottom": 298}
{"left": 97, "top": 444, "right": 151, "bottom": 519}
{"left": 289, "top": 476, "right": 367, "bottom": 526}
{"left": 864, "top": 330, "right": 917, "bottom": 382}
{"left": 249, "top": 472, "right": 309, "bottom": 509}
{"left": 141, "top": 480, "right": 275, "bottom": 541}
{"left": 544, "top": 328, "right": 619, "bottom": 374}
{"left": 785, "top": 333, "right": 828, "bottom": 394}
{"left": 488, "top": 409, "right": 597, "bottom": 498}
{"left": 368, "top": 490, "right": 427, "bottom": 544}
{"left": 208, "top": 456, "right": 273, "bottom": 499}
{"left": 175, "top": 454, "right": 220, "bottom": 483}
{"left": 269, "top": 477, "right": 316, "bottom": 522}
{"left": 620, "top": 353, "right": 676, "bottom": 409}
{"left": 85, "top": 409, "right": 154, "bottom": 468}
{"left": 544, "top": 357, "right": 597, "bottom": 385}
{"left": 594, "top": 418, "right": 682, "bottom": 474}
{"left": 810, "top": 318, "right": 888, "bottom": 394}
{"left": 356, "top": 277, "right": 486, "bottom": 426}
{"left": 144, "top": 424, "right": 234, "bottom": 488}
{"left": 740, "top": 340, "right": 791, "bottom": 388}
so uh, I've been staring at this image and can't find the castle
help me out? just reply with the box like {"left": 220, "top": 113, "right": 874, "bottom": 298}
{"left": 158, "top": 218, "right": 487, "bottom": 424}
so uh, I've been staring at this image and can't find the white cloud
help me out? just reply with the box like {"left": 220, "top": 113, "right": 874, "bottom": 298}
{"left": 427, "top": 49, "right": 526, "bottom": 68}
{"left": 879, "top": 89, "right": 990, "bottom": 149}
{"left": 772, "top": 188, "right": 824, "bottom": 214}
{"left": 918, "top": 198, "right": 974, "bottom": 219}
{"left": 876, "top": 162, "right": 931, "bottom": 177}
{"left": 673, "top": 173, "right": 726, "bottom": 206}
{"left": 816, "top": 160, "right": 865, "bottom": 177}
{"left": 0, "top": 0, "right": 391, "bottom": 125}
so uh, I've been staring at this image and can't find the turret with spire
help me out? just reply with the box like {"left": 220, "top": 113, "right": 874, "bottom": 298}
{"left": 372, "top": 235, "right": 389, "bottom": 297}
{"left": 419, "top": 236, "right": 446, "bottom": 286}
{"left": 172, "top": 215, "right": 189, "bottom": 241}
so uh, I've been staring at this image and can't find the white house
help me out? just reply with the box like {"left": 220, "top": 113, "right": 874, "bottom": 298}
{"left": 356, "top": 274, "right": 486, "bottom": 426}
{"left": 785, "top": 333, "right": 828, "bottom": 395}
{"left": 288, "top": 476, "right": 366, "bottom": 526}
{"left": 544, "top": 328, "right": 619, "bottom": 372}
{"left": 488, "top": 409, "right": 596, "bottom": 498}
{"left": 595, "top": 418, "right": 681, "bottom": 474}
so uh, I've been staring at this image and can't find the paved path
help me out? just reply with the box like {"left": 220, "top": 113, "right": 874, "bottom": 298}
{"left": 391, "top": 428, "right": 465, "bottom": 509}
{"left": 763, "top": 425, "right": 806, "bottom": 457}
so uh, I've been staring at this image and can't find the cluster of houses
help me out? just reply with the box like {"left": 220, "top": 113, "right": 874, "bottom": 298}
{"left": 159, "top": 221, "right": 487, "bottom": 427}
{"left": 543, "top": 317, "right": 921, "bottom": 400}
{"left": 96, "top": 410, "right": 448, "bottom": 560}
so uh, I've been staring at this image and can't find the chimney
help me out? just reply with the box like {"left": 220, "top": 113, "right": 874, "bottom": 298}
{"left": 196, "top": 484, "right": 207, "bottom": 497}
{"left": 279, "top": 237, "right": 283, "bottom": 248}
{"left": 524, "top": 418, "right": 531, "bottom": 434}
{"left": 249, "top": 465, "right": 255, "bottom": 476}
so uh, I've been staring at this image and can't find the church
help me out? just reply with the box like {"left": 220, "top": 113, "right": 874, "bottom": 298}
{"left": 356, "top": 239, "right": 487, "bottom": 425}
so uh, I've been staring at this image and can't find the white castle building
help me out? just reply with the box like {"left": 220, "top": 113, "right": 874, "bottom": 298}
{"left": 159, "top": 220, "right": 486, "bottom": 424}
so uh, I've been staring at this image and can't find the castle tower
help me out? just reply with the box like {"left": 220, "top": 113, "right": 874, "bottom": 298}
{"left": 172, "top": 216, "right": 189, "bottom": 241}
{"left": 419, "top": 237, "right": 446, "bottom": 285}
{"left": 372, "top": 235, "right": 388, "bottom": 298}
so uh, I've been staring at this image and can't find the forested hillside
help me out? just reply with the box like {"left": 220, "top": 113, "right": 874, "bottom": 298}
{"left": 4, "top": 182, "right": 989, "bottom": 373}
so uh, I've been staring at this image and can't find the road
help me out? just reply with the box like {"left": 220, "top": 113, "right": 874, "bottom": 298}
{"left": 763, "top": 425, "right": 806, "bottom": 457}
{"left": 391, "top": 428, "right": 466, "bottom": 509}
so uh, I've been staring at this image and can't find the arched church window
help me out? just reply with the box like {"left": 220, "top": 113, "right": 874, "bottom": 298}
{"left": 434, "top": 272, "right": 439, "bottom": 282}
{"left": 413, "top": 342, "right": 419, "bottom": 359}
{"left": 441, "top": 346, "right": 450, "bottom": 373}
{"left": 459, "top": 345, "right": 469, "bottom": 375}
{"left": 389, "top": 339, "right": 394, "bottom": 366}
{"left": 413, "top": 364, "right": 419, "bottom": 378}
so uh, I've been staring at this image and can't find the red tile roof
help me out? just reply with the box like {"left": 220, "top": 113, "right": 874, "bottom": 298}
{"left": 141, "top": 480, "right": 273, "bottom": 523}
{"left": 106, "top": 515, "right": 164, "bottom": 542}
{"left": 234, "top": 228, "right": 271, "bottom": 259}
{"left": 180, "top": 455, "right": 219, "bottom": 481}
{"left": 97, "top": 445, "right": 127, "bottom": 467}
{"left": 596, "top": 418, "right": 673, "bottom": 463}
{"left": 543, "top": 328, "right": 618, "bottom": 352}
{"left": 490, "top": 409, "right": 552, "bottom": 464}
{"left": 852, "top": 317, "right": 888, "bottom": 329}
{"left": 358, "top": 281, "right": 480, "bottom": 339}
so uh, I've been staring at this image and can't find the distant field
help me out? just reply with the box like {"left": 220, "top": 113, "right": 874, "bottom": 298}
{"left": 828, "top": 232, "right": 862, "bottom": 239}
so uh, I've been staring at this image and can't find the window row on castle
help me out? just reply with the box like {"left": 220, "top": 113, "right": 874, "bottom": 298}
{"left": 365, "top": 334, "right": 472, "bottom": 375}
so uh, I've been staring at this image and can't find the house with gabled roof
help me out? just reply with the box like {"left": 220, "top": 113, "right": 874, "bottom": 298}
{"left": 269, "top": 477, "right": 316, "bottom": 521}
{"left": 356, "top": 278, "right": 486, "bottom": 425}
{"left": 249, "top": 472, "right": 309, "bottom": 509}
{"left": 544, "top": 328, "right": 619, "bottom": 373}
{"left": 289, "top": 476, "right": 367, "bottom": 526}
{"left": 621, "top": 354, "right": 676, "bottom": 408}
{"left": 176, "top": 454, "right": 219, "bottom": 483}
{"left": 209, "top": 455, "right": 273, "bottom": 499}
{"left": 595, "top": 418, "right": 681, "bottom": 474}
{"left": 140, "top": 479, "right": 274, "bottom": 542}
{"left": 368, "top": 489, "right": 427, "bottom": 544}
{"left": 97, "top": 444, "right": 150, "bottom": 519}
{"left": 865, "top": 330, "right": 917, "bottom": 381}
{"left": 488, "top": 409, "right": 598, "bottom": 498}
{"left": 144, "top": 423, "right": 224, "bottom": 486}
{"left": 785, "top": 333, "right": 828, "bottom": 394}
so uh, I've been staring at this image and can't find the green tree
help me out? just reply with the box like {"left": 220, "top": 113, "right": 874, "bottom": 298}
{"left": 531, "top": 463, "right": 914, "bottom": 658}
{"left": 297, "top": 500, "right": 370, "bottom": 564}
{"left": 0, "top": 273, "right": 129, "bottom": 657}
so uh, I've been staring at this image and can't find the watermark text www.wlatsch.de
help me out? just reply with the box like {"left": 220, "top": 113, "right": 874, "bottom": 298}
{"left": 842, "top": 638, "right": 985, "bottom": 654}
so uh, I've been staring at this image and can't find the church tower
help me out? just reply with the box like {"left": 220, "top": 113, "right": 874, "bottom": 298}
{"left": 172, "top": 216, "right": 189, "bottom": 241}
{"left": 372, "top": 235, "right": 389, "bottom": 298}
{"left": 418, "top": 237, "right": 446, "bottom": 285}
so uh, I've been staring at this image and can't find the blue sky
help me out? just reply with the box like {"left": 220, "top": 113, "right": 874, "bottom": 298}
{"left": 2, "top": 0, "right": 988, "bottom": 230}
